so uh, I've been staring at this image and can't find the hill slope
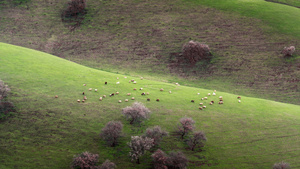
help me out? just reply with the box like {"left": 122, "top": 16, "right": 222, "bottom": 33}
{"left": 0, "top": 43, "right": 299, "bottom": 168}
{"left": 0, "top": 0, "right": 299, "bottom": 105}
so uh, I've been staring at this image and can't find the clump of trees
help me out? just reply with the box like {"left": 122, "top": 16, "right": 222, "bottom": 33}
{"left": 62, "top": 0, "right": 87, "bottom": 18}
{"left": 273, "top": 161, "right": 290, "bottom": 169}
{"left": 71, "top": 151, "right": 116, "bottom": 169}
{"left": 128, "top": 136, "right": 154, "bottom": 164}
{"left": 177, "top": 117, "right": 195, "bottom": 139}
{"left": 281, "top": 46, "right": 295, "bottom": 57}
{"left": 152, "top": 149, "right": 188, "bottom": 169}
{"left": 187, "top": 131, "right": 207, "bottom": 151}
{"left": 145, "top": 126, "right": 168, "bottom": 146}
{"left": 182, "top": 40, "right": 212, "bottom": 64}
{"left": 100, "top": 121, "right": 123, "bottom": 147}
{"left": 122, "top": 102, "right": 151, "bottom": 124}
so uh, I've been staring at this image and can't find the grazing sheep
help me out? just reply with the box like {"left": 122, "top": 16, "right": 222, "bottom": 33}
{"left": 204, "top": 97, "right": 208, "bottom": 100}
{"left": 175, "top": 83, "right": 180, "bottom": 86}
{"left": 99, "top": 97, "right": 103, "bottom": 101}
{"left": 199, "top": 103, "right": 203, "bottom": 105}
{"left": 83, "top": 84, "right": 86, "bottom": 86}
{"left": 105, "top": 82, "right": 107, "bottom": 84}
{"left": 116, "top": 92, "right": 119, "bottom": 95}
{"left": 211, "top": 101, "right": 214, "bottom": 104}
{"left": 201, "top": 98, "right": 204, "bottom": 100}
{"left": 95, "top": 89, "right": 98, "bottom": 92}
{"left": 146, "top": 92, "right": 149, "bottom": 95}
{"left": 82, "top": 92, "right": 85, "bottom": 95}
{"left": 131, "top": 79, "right": 135, "bottom": 82}
{"left": 203, "top": 106, "right": 206, "bottom": 108}
{"left": 237, "top": 96, "right": 241, "bottom": 99}
{"left": 214, "top": 90, "right": 216, "bottom": 92}
{"left": 141, "top": 92, "right": 145, "bottom": 96}
{"left": 219, "top": 99, "right": 223, "bottom": 102}
{"left": 124, "top": 76, "right": 127, "bottom": 78}
{"left": 197, "top": 93, "right": 200, "bottom": 95}
{"left": 125, "top": 99, "right": 129, "bottom": 102}
{"left": 169, "top": 91, "right": 172, "bottom": 94}
{"left": 110, "top": 93, "right": 115, "bottom": 97}
{"left": 141, "top": 77, "right": 144, "bottom": 80}
{"left": 140, "top": 88, "right": 143, "bottom": 90}
{"left": 84, "top": 96, "right": 87, "bottom": 100}
{"left": 147, "top": 98, "right": 150, "bottom": 101}
{"left": 219, "top": 96, "right": 223, "bottom": 99}
{"left": 156, "top": 99, "right": 160, "bottom": 102}
{"left": 208, "top": 93, "right": 211, "bottom": 96}
{"left": 82, "top": 100, "right": 85, "bottom": 103}
{"left": 133, "top": 81, "right": 137, "bottom": 84}
{"left": 116, "top": 82, "right": 120, "bottom": 84}
{"left": 127, "top": 93, "right": 131, "bottom": 96}
{"left": 212, "top": 92, "right": 216, "bottom": 96}
{"left": 131, "top": 97, "right": 135, "bottom": 100}
{"left": 199, "top": 107, "right": 203, "bottom": 110}
{"left": 191, "top": 100, "right": 195, "bottom": 102}
{"left": 55, "top": 95, "right": 58, "bottom": 98}
{"left": 77, "top": 99, "right": 80, "bottom": 103}
{"left": 89, "top": 88, "right": 92, "bottom": 91}
{"left": 133, "top": 88, "right": 137, "bottom": 90}
{"left": 238, "top": 100, "right": 241, "bottom": 103}
{"left": 209, "top": 102, "right": 213, "bottom": 105}
{"left": 219, "top": 101, "right": 223, "bottom": 104}
{"left": 117, "top": 77, "right": 119, "bottom": 80}
{"left": 103, "top": 95, "right": 106, "bottom": 98}
{"left": 160, "top": 88, "right": 164, "bottom": 91}
{"left": 118, "top": 100, "right": 122, "bottom": 103}
{"left": 129, "top": 80, "right": 131, "bottom": 83}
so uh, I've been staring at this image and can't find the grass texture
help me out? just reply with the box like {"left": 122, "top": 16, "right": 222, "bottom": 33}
{"left": 0, "top": 43, "right": 299, "bottom": 168}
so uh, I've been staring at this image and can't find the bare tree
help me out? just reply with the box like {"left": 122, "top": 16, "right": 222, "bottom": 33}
{"left": 273, "top": 161, "right": 290, "bottom": 169}
{"left": 99, "top": 159, "right": 116, "bottom": 169}
{"left": 187, "top": 131, "right": 207, "bottom": 151}
{"left": 177, "top": 117, "right": 195, "bottom": 139}
{"left": 100, "top": 121, "right": 123, "bottom": 147}
{"left": 128, "top": 136, "right": 154, "bottom": 164}
{"left": 151, "top": 149, "right": 168, "bottom": 169}
{"left": 145, "top": 126, "right": 168, "bottom": 146}
{"left": 122, "top": 102, "right": 151, "bottom": 124}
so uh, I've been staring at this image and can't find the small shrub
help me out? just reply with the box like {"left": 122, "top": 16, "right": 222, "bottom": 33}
{"left": 100, "top": 121, "right": 123, "bottom": 147}
{"left": 187, "top": 131, "right": 207, "bottom": 151}
{"left": 273, "top": 161, "right": 290, "bottom": 169}
{"left": 151, "top": 149, "right": 168, "bottom": 169}
{"left": 182, "top": 40, "right": 211, "bottom": 64}
{"left": 63, "top": 0, "right": 86, "bottom": 18}
{"left": 177, "top": 117, "right": 195, "bottom": 139}
{"left": 128, "top": 136, "right": 154, "bottom": 164}
{"left": 71, "top": 151, "right": 99, "bottom": 169}
{"left": 281, "top": 46, "right": 295, "bottom": 56}
{"left": 99, "top": 160, "right": 116, "bottom": 169}
{"left": 167, "top": 151, "right": 188, "bottom": 169}
{"left": 145, "top": 126, "right": 168, "bottom": 146}
{"left": 122, "top": 102, "right": 151, "bottom": 124}
{"left": 0, "top": 80, "right": 11, "bottom": 100}
{"left": 0, "top": 101, "right": 15, "bottom": 120}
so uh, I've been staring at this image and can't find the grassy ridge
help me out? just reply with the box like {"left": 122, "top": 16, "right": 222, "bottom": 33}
{"left": 1, "top": 43, "right": 300, "bottom": 168}
{"left": 266, "top": 0, "right": 300, "bottom": 8}
{"left": 184, "top": 0, "right": 300, "bottom": 38}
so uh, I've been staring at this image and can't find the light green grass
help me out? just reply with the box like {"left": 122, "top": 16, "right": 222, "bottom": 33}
{"left": 266, "top": 0, "right": 300, "bottom": 7}
{"left": 184, "top": 0, "right": 300, "bottom": 38}
{"left": 0, "top": 43, "right": 299, "bottom": 168}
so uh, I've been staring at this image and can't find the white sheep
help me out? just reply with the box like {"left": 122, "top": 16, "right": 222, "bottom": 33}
{"left": 197, "top": 93, "right": 200, "bottom": 95}
{"left": 238, "top": 100, "right": 241, "bottom": 103}
{"left": 89, "top": 88, "right": 92, "bottom": 91}
{"left": 99, "top": 97, "right": 103, "bottom": 101}
{"left": 141, "top": 77, "right": 143, "bottom": 80}
{"left": 204, "top": 97, "right": 208, "bottom": 100}
{"left": 125, "top": 99, "right": 129, "bottom": 102}
{"left": 133, "top": 81, "right": 137, "bottom": 84}
{"left": 103, "top": 95, "right": 106, "bottom": 98}
{"left": 77, "top": 99, "right": 80, "bottom": 103}
{"left": 160, "top": 88, "right": 164, "bottom": 91}
{"left": 116, "top": 82, "right": 120, "bottom": 84}
{"left": 117, "top": 77, "right": 119, "bottom": 80}
{"left": 169, "top": 91, "right": 172, "bottom": 94}
{"left": 118, "top": 100, "right": 122, "bottom": 103}
{"left": 116, "top": 92, "right": 119, "bottom": 95}
{"left": 212, "top": 92, "right": 216, "bottom": 96}
{"left": 208, "top": 93, "right": 211, "bottom": 96}
{"left": 127, "top": 93, "right": 131, "bottom": 96}
{"left": 95, "top": 89, "right": 98, "bottom": 92}
{"left": 131, "top": 97, "right": 135, "bottom": 100}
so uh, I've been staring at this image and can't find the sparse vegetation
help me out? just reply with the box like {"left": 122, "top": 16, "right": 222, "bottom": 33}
{"left": 144, "top": 126, "right": 168, "bottom": 146}
{"left": 187, "top": 131, "right": 207, "bottom": 151}
{"left": 182, "top": 41, "right": 212, "bottom": 64}
{"left": 128, "top": 136, "right": 154, "bottom": 164}
{"left": 0, "top": 80, "right": 10, "bottom": 100}
{"left": 273, "top": 161, "right": 290, "bottom": 169}
{"left": 71, "top": 151, "right": 99, "bottom": 169}
{"left": 167, "top": 151, "right": 188, "bottom": 169}
{"left": 62, "top": 0, "right": 86, "bottom": 18}
{"left": 99, "top": 160, "right": 116, "bottom": 169}
{"left": 100, "top": 121, "right": 123, "bottom": 147}
{"left": 122, "top": 102, "right": 151, "bottom": 124}
{"left": 177, "top": 117, "right": 195, "bottom": 139}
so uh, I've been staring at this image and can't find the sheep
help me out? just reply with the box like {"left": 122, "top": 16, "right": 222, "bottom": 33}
{"left": 133, "top": 88, "right": 137, "bottom": 90}
{"left": 140, "top": 88, "right": 143, "bottom": 90}
{"left": 141, "top": 77, "right": 144, "bottom": 80}
{"left": 77, "top": 99, "right": 80, "bottom": 103}
{"left": 116, "top": 92, "right": 119, "bottom": 95}
{"left": 133, "top": 81, "right": 137, "bottom": 84}
{"left": 238, "top": 100, "right": 241, "bottom": 103}
{"left": 124, "top": 76, "right": 127, "bottom": 78}
{"left": 99, "top": 97, "right": 103, "bottom": 101}
{"left": 146, "top": 92, "right": 149, "bottom": 95}
{"left": 219, "top": 96, "right": 223, "bottom": 99}
{"left": 212, "top": 92, "right": 216, "bottom": 96}
{"left": 214, "top": 90, "right": 216, "bottom": 92}
{"left": 237, "top": 96, "right": 241, "bottom": 99}
{"left": 89, "top": 88, "right": 92, "bottom": 91}
{"left": 203, "top": 106, "right": 206, "bottom": 108}
{"left": 82, "top": 100, "right": 85, "bottom": 103}
{"left": 83, "top": 84, "right": 86, "bottom": 86}
{"left": 191, "top": 100, "right": 195, "bottom": 102}
{"left": 147, "top": 98, "right": 150, "bottom": 101}
{"left": 110, "top": 93, "right": 115, "bottom": 97}
{"left": 199, "top": 103, "right": 203, "bottom": 105}
{"left": 204, "top": 97, "right": 208, "bottom": 100}
{"left": 82, "top": 92, "right": 85, "bottom": 95}
{"left": 141, "top": 92, "right": 145, "bottom": 96}
{"left": 208, "top": 93, "right": 211, "bottom": 96}
{"left": 209, "top": 102, "right": 213, "bottom": 105}
{"left": 199, "top": 107, "right": 203, "bottom": 110}
{"left": 127, "top": 93, "right": 131, "bottom": 96}
{"left": 160, "top": 88, "right": 164, "bottom": 91}
{"left": 156, "top": 99, "right": 160, "bottom": 102}
{"left": 103, "top": 95, "right": 106, "bottom": 98}
{"left": 55, "top": 95, "right": 58, "bottom": 98}
{"left": 116, "top": 82, "right": 120, "bottom": 84}
{"left": 118, "top": 100, "right": 122, "bottom": 103}
{"left": 219, "top": 99, "right": 223, "bottom": 102}
{"left": 129, "top": 80, "right": 131, "bottom": 83}
{"left": 169, "top": 91, "right": 172, "bottom": 94}
{"left": 201, "top": 98, "right": 204, "bottom": 100}
{"left": 95, "top": 89, "right": 98, "bottom": 92}
{"left": 219, "top": 101, "right": 223, "bottom": 104}
{"left": 105, "top": 82, "right": 107, "bottom": 84}
{"left": 84, "top": 96, "right": 87, "bottom": 100}
{"left": 197, "top": 93, "right": 200, "bottom": 95}
{"left": 117, "top": 77, "right": 119, "bottom": 80}
{"left": 125, "top": 99, "right": 129, "bottom": 102}
{"left": 131, "top": 79, "right": 135, "bottom": 82}
{"left": 211, "top": 101, "right": 214, "bottom": 104}
{"left": 131, "top": 97, "right": 135, "bottom": 100}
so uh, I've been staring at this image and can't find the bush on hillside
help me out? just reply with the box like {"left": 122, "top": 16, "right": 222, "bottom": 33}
{"left": 281, "top": 46, "right": 295, "bottom": 56}
{"left": 122, "top": 102, "right": 151, "bottom": 124}
{"left": 62, "top": 0, "right": 86, "bottom": 18}
{"left": 273, "top": 161, "right": 290, "bottom": 169}
{"left": 99, "top": 160, "right": 116, "bottom": 169}
{"left": 71, "top": 151, "right": 99, "bottom": 169}
{"left": 182, "top": 40, "right": 212, "bottom": 64}
{"left": 187, "top": 131, "right": 207, "bottom": 151}
{"left": 145, "top": 126, "right": 168, "bottom": 146}
{"left": 177, "top": 117, "right": 195, "bottom": 139}
{"left": 100, "top": 121, "right": 123, "bottom": 147}
{"left": 167, "top": 151, "right": 188, "bottom": 169}
{"left": 128, "top": 136, "right": 154, "bottom": 164}
{"left": 0, "top": 80, "right": 11, "bottom": 100}
{"left": 151, "top": 149, "right": 169, "bottom": 169}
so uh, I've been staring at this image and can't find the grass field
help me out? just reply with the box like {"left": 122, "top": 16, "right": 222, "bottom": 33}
{"left": 265, "top": 0, "right": 300, "bottom": 8}
{"left": 1, "top": 43, "right": 299, "bottom": 168}
{"left": 0, "top": 0, "right": 299, "bottom": 106}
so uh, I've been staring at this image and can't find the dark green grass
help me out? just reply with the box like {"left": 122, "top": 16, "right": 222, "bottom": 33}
{"left": 265, "top": 0, "right": 300, "bottom": 8}
{"left": 1, "top": 43, "right": 299, "bottom": 168}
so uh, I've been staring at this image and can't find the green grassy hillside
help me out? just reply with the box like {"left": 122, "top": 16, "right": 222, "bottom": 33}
{"left": 0, "top": 0, "right": 299, "bottom": 105}
{"left": 0, "top": 43, "right": 299, "bottom": 168}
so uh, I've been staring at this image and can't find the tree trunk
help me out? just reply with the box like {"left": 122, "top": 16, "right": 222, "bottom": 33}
{"left": 136, "top": 158, "right": 140, "bottom": 164}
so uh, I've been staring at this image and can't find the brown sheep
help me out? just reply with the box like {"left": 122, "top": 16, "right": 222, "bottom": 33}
{"left": 83, "top": 96, "right": 87, "bottom": 100}
{"left": 105, "top": 82, "right": 107, "bottom": 84}
{"left": 147, "top": 98, "right": 150, "bottom": 101}
{"left": 191, "top": 100, "right": 195, "bottom": 103}
{"left": 55, "top": 95, "right": 58, "bottom": 98}
{"left": 156, "top": 99, "right": 160, "bottom": 102}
